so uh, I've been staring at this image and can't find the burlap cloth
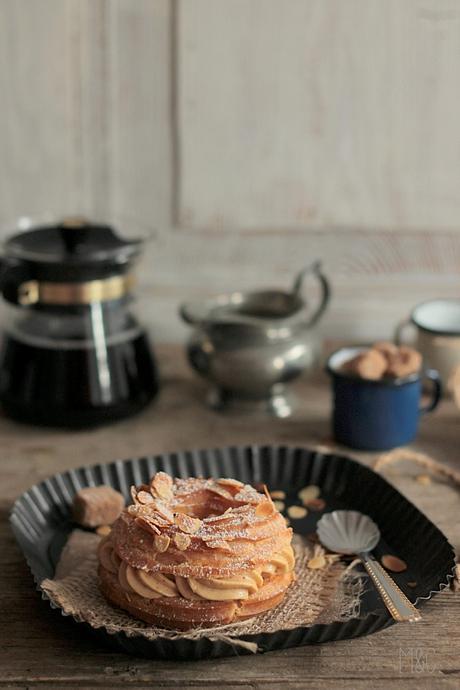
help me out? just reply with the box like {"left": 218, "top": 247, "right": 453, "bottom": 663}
{"left": 42, "top": 530, "right": 365, "bottom": 653}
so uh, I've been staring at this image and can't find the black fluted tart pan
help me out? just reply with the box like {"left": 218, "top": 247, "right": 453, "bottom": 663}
{"left": 10, "top": 446, "right": 456, "bottom": 660}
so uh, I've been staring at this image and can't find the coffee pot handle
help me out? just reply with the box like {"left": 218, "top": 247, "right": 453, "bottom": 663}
{"left": 292, "top": 261, "right": 331, "bottom": 328}
{"left": 0, "top": 258, "right": 32, "bottom": 305}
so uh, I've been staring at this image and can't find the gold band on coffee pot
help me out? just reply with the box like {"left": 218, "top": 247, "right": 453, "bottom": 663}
{"left": 17, "top": 274, "right": 135, "bottom": 306}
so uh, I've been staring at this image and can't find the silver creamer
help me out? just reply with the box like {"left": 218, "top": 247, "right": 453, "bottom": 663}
{"left": 180, "top": 263, "right": 330, "bottom": 417}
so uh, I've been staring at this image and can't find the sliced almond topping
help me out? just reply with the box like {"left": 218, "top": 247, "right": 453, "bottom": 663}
{"left": 217, "top": 478, "right": 244, "bottom": 489}
{"left": 96, "top": 525, "right": 111, "bottom": 536}
{"left": 305, "top": 498, "right": 326, "bottom": 511}
{"left": 147, "top": 511, "right": 168, "bottom": 526}
{"left": 154, "top": 500, "right": 175, "bottom": 523}
{"left": 234, "top": 489, "right": 260, "bottom": 504}
{"left": 381, "top": 554, "right": 407, "bottom": 573}
{"left": 154, "top": 534, "right": 171, "bottom": 553}
{"left": 287, "top": 505, "right": 308, "bottom": 519}
{"left": 136, "top": 490, "right": 155, "bottom": 505}
{"left": 298, "top": 485, "right": 320, "bottom": 505}
{"left": 270, "top": 490, "right": 286, "bottom": 500}
{"left": 206, "top": 539, "right": 232, "bottom": 551}
{"left": 130, "top": 485, "right": 138, "bottom": 504}
{"left": 174, "top": 533, "right": 191, "bottom": 551}
{"left": 135, "top": 515, "right": 161, "bottom": 536}
{"left": 273, "top": 500, "right": 285, "bottom": 512}
{"left": 151, "top": 471, "right": 174, "bottom": 501}
{"left": 307, "top": 554, "right": 327, "bottom": 570}
{"left": 407, "top": 581, "right": 417, "bottom": 588}
{"left": 175, "top": 512, "right": 202, "bottom": 534}
{"left": 255, "top": 500, "right": 274, "bottom": 518}
{"left": 207, "top": 484, "right": 234, "bottom": 500}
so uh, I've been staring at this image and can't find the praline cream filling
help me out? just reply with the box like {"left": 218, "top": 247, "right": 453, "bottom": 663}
{"left": 99, "top": 539, "right": 295, "bottom": 602}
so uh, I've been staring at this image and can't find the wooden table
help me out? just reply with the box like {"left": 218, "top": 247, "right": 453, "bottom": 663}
{"left": 1, "top": 345, "right": 459, "bottom": 689}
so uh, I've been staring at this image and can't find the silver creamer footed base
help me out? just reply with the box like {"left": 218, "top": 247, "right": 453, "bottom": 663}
{"left": 208, "top": 384, "right": 294, "bottom": 418}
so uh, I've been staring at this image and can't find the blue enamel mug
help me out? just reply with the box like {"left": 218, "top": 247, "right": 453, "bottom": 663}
{"left": 326, "top": 346, "right": 442, "bottom": 451}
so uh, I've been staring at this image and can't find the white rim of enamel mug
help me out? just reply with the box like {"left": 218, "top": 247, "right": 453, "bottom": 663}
{"left": 410, "top": 298, "right": 460, "bottom": 337}
{"left": 326, "top": 345, "right": 421, "bottom": 387}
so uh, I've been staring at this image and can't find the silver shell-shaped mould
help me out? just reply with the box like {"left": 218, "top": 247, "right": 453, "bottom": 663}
{"left": 317, "top": 510, "right": 381, "bottom": 555}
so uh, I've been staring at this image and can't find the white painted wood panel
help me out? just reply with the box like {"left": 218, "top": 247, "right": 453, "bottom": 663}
{"left": 105, "top": 0, "right": 172, "bottom": 228}
{"left": 0, "top": 0, "right": 78, "bottom": 223}
{"left": 0, "top": 0, "right": 172, "bottom": 229}
{"left": 178, "top": 0, "right": 460, "bottom": 230}
{"left": 0, "top": 1, "right": 459, "bottom": 348}
{"left": 137, "top": 228, "right": 460, "bottom": 343}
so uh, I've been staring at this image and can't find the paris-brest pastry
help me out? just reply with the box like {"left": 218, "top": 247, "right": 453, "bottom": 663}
{"left": 98, "top": 472, "right": 295, "bottom": 629}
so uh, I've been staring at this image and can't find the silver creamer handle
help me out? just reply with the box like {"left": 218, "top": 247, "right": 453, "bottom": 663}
{"left": 292, "top": 261, "right": 331, "bottom": 328}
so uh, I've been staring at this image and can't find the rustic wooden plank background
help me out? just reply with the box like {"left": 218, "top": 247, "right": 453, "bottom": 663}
{"left": 0, "top": 0, "right": 460, "bottom": 342}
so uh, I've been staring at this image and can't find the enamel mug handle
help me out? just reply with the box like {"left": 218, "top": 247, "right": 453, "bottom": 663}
{"left": 420, "top": 368, "right": 442, "bottom": 415}
{"left": 360, "top": 552, "right": 421, "bottom": 623}
{"left": 395, "top": 317, "right": 416, "bottom": 345}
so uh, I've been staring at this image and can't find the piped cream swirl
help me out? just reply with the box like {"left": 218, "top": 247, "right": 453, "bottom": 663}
{"left": 99, "top": 539, "right": 295, "bottom": 602}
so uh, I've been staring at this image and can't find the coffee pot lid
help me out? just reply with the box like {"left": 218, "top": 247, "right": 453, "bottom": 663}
{"left": 4, "top": 217, "right": 142, "bottom": 267}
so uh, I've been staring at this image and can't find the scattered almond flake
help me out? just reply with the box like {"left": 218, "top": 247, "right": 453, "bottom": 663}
{"left": 173, "top": 533, "right": 191, "bottom": 551}
{"left": 206, "top": 539, "right": 232, "bottom": 551}
{"left": 127, "top": 504, "right": 141, "bottom": 516}
{"left": 150, "top": 472, "right": 174, "bottom": 501}
{"left": 255, "top": 501, "right": 274, "bottom": 518}
{"left": 287, "top": 505, "right": 308, "bottom": 519}
{"left": 381, "top": 554, "right": 408, "bottom": 573}
{"left": 416, "top": 474, "right": 432, "bottom": 486}
{"left": 307, "top": 554, "right": 327, "bottom": 570}
{"left": 175, "top": 512, "right": 202, "bottom": 534}
{"left": 298, "top": 485, "right": 320, "bottom": 505}
{"left": 130, "top": 486, "right": 138, "bottom": 504}
{"left": 96, "top": 525, "right": 111, "bottom": 536}
{"left": 270, "top": 490, "right": 286, "bottom": 500}
{"left": 407, "top": 581, "right": 417, "bottom": 588}
{"left": 273, "top": 500, "right": 285, "bottom": 512}
{"left": 154, "top": 534, "right": 171, "bottom": 553}
{"left": 136, "top": 490, "right": 154, "bottom": 505}
{"left": 305, "top": 498, "right": 326, "bottom": 511}
{"left": 135, "top": 515, "right": 161, "bottom": 536}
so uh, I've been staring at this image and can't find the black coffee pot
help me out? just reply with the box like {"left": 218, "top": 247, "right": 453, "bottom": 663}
{"left": 0, "top": 217, "right": 159, "bottom": 427}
